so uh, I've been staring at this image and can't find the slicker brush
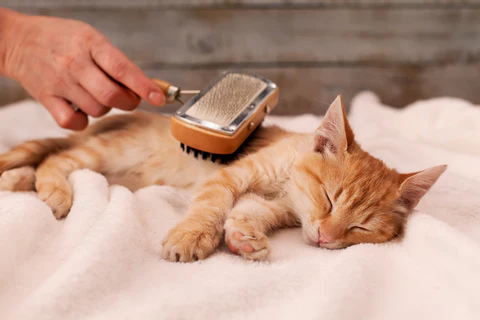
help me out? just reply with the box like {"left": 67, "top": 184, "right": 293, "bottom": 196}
{"left": 153, "top": 71, "right": 279, "bottom": 162}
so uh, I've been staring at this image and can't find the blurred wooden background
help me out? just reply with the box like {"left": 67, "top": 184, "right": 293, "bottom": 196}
{"left": 2, "top": 0, "right": 480, "bottom": 115}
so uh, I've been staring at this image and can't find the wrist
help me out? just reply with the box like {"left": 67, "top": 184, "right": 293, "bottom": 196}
{"left": 0, "top": 8, "right": 26, "bottom": 78}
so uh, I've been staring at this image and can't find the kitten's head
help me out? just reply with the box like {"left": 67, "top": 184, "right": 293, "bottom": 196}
{"left": 289, "top": 96, "right": 446, "bottom": 249}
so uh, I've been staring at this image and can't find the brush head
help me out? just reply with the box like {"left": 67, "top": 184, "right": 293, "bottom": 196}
{"left": 170, "top": 71, "right": 279, "bottom": 155}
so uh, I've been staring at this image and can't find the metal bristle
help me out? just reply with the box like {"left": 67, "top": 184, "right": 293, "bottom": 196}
{"left": 193, "top": 149, "right": 200, "bottom": 158}
{"left": 186, "top": 146, "right": 191, "bottom": 154}
{"left": 202, "top": 152, "right": 210, "bottom": 160}
{"left": 180, "top": 143, "right": 185, "bottom": 151}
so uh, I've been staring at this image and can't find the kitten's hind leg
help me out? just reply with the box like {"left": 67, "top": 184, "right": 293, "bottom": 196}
{"left": 224, "top": 194, "right": 298, "bottom": 261}
{"left": 0, "top": 138, "right": 73, "bottom": 175}
{"left": 35, "top": 144, "right": 102, "bottom": 219}
{"left": 0, "top": 166, "right": 36, "bottom": 192}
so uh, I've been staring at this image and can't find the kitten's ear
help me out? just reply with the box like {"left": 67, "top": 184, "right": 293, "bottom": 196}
{"left": 397, "top": 165, "right": 447, "bottom": 210}
{"left": 313, "top": 95, "right": 355, "bottom": 154}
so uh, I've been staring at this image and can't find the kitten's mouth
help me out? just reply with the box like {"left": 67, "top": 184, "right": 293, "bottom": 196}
{"left": 302, "top": 229, "right": 345, "bottom": 249}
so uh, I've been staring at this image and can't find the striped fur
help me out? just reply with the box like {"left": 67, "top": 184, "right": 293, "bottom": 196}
{"left": 0, "top": 96, "right": 446, "bottom": 261}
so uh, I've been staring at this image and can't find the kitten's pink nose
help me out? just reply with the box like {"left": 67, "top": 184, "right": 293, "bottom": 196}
{"left": 318, "top": 228, "right": 334, "bottom": 244}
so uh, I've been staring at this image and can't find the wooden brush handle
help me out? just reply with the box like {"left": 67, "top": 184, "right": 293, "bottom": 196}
{"left": 151, "top": 78, "right": 171, "bottom": 93}
{"left": 151, "top": 78, "right": 179, "bottom": 103}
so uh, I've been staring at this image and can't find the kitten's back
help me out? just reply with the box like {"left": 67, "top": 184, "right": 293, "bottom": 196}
{"left": 0, "top": 111, "right": 291, "bottom": 193}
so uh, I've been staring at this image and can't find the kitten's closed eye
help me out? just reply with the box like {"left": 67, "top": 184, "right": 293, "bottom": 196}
{"left": 349, "top": 225, "right": 371, "bottom": 232}
{"left": 324, "top": 190, "right": 333, "bottom": 214}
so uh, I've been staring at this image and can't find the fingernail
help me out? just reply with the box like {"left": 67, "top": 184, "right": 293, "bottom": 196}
{"left": 149, "top": 91, "right": 165, "bottom": 106}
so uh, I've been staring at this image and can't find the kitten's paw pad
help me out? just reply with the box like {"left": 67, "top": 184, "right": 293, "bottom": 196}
{"left": 224, "top": 219, "right": 270, "bottom": 261}
{"left": 0, "top": 167, "right": 35, "bottom": 192}
{"left": 161, "top": 221, "right": 222, "bottom": 262}
{"left": 37, "top": 183, "right": 73, "bottom": 219}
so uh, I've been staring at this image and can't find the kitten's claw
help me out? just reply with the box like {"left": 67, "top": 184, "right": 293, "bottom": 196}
{"left": 224, "top": 218, "right": 270, "bottom": 261}
{"left": 37, "top": 182, "right": 73, "bottom": 219}
{"left": 161, "top": 220, "right": 222, "bottom": 262}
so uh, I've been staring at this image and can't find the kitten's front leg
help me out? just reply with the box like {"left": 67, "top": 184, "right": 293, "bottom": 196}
{"left": 161, "top": 168, "right": 238, "bottom": 262}
{"left": 162, "top": 148, "right": 293, "bottom": 262}
{"left": 224, "top": 193, "right": 298, "bottom": 261}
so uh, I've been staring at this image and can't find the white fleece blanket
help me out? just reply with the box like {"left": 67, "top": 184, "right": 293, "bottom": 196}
{"left": 0, "top": 92, "right": 479, "bottom": 320}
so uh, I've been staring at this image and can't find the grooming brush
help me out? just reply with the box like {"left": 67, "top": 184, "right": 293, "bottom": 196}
{"left": 164, "top": 71, "right": 279, "bottom": 162}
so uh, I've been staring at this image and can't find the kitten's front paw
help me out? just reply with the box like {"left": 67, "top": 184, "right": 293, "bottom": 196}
{"left": 161, "top": 220, "right": 222, "bottom": 262}
{"left": 224, "top": 218, "right": 270, "bottom": 261}
{"left": 36, "top": 181, "right": 73, "bottom": 219}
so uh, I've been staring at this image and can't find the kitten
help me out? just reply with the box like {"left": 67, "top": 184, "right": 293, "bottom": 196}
{"left": 0, "top": 96, "right": 446, "bottom": 262}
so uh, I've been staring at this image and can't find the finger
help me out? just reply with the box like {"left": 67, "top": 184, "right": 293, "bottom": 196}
{"left": 39, "top": 95, "right": 89, "bottom": 130}
{"left": 77, "top": 62, "right": 140, "bottom": 111}
{"left": 63, "top": 84, "right": 111, "bottom": 118}
{"left": 90, "top": 38, "right": 165, "bottom": 106}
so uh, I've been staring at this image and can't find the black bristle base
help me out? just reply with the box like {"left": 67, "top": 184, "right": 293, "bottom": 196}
{"left": 180, "top": 144, "right": 236, "bottom": 164}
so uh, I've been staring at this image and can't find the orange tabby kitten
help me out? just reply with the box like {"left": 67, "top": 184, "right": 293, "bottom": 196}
{"left": 0, "top": 96, "right": 446, "bottom": 262}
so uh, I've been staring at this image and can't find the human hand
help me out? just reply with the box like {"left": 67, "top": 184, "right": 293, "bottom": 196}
{"left": 0, "top": 10, "right": 165, "bottom": 130}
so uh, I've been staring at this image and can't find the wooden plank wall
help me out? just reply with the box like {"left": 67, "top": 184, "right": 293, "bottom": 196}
{"left": 2, "top": 1, "right": 480, "bottom": 115}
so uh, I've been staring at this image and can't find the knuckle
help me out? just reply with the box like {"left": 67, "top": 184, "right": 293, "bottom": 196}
{"left": 52, "top": 77, "right": 68, "bottom": 90}
{"left": 78, "top": 22, "right": 95, "bottom": 37}
{"left": 59, "top": 54, "right": 81, "bottom": 71}
{"left": 76, "top": 23, "right": 100, "bottom": 47}
{"left": 89, "top": 30, "right": 108, "bottom": 47}
{"left": 98, "top": 88, "right": 120, "bottom": 106}
{"left": 109, "top": 59, "right": 128, "bottom": 78}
